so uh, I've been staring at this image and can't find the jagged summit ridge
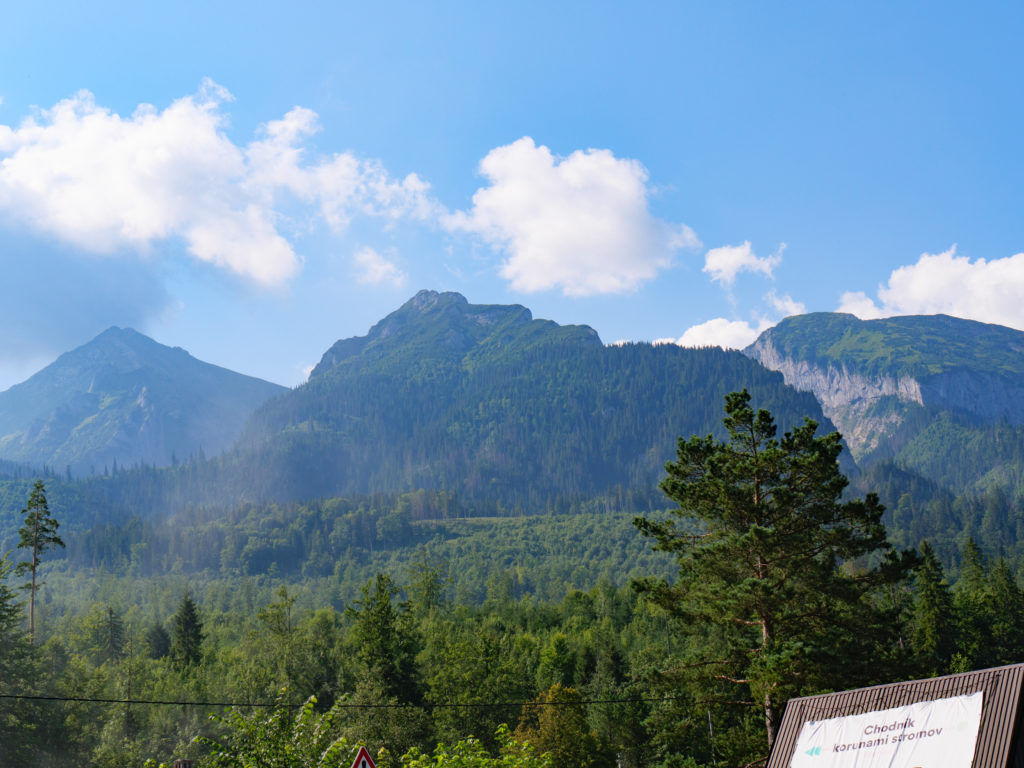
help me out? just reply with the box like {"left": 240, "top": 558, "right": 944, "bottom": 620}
{"left": 310, "top": 290, "right": 601, "bottom": 378}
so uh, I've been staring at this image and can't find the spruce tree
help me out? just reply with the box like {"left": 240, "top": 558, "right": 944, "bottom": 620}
{"left": 170, "top": 591, "right": 204, "bottom": 668}
{"left": 515, "top": 684, "right": 616, "bottom": 768}
{"left": 911, "top": 541, "right": 956, "bottom": 674}
{"left": 986, "top": 559, "right": 1024, "bottom": 665}
{"left": 347, "top": 573, "right": 422, "bottom": 703}
{"left": 635, "top": 390, "right": 917, "bottom": 760}
{"left": 953, "top": 539, "right": 990, "bottom": 669}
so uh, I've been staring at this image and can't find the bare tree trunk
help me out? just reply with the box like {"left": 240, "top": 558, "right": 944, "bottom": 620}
{"left": 29, "top": 564, "right": 36, "bottom": 641}
{"left": 765, "top": 691, "right": 777, "bottom": 751}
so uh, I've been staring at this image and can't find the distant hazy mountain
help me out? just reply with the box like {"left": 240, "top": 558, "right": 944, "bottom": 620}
{"left": 0, "top": 327, "right": 286, "bottom": 474}
{"left": 227, "top": 290, "right": 832, "bottom": 507}
{"left": 745, "top": 313, "right": 1024, "bottom": 493}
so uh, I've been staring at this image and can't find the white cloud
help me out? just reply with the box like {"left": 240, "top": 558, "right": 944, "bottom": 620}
{"left": 767, "top": 290, "right": 805, "bottom": 317}
{"left": 836, "top": 290, "right": 886, "bottom": 319}
{"left": 444, "top": 137, "right": 699, "bottom": 296}
{"left": 675, "top": 317, "right": 771, "bottom": 350}
{"left": 353, "top": 246, "right": 407, "bottom": 287}
{"left": 667, "top": 287, "right": 803, "bottom": 352}
{"left": 837, "top": 246, "right": 1024, "bottom": 329}
{"left": 0, "top": 81, "right": 437, "bottom": 286}
{"left": 703, "top": 241, "right": 782, "bottom": 286}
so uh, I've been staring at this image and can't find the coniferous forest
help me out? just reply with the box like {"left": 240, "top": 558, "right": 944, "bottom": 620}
{"left": 3, "top": 391, "right": 1024, "bottom": 768}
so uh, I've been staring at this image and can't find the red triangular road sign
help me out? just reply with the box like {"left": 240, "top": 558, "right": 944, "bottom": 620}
{"left": 349, "top": 746, "right": 376, "bottom": 768}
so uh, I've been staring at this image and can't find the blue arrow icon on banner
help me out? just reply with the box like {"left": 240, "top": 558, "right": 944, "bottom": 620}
{"left": 805, "top": 746, "right": 822, "bottom": 757}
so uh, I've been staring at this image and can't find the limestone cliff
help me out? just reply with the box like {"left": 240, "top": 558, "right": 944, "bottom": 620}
{"left": 744, "top": 313, "right": 1024, "bottom": 461}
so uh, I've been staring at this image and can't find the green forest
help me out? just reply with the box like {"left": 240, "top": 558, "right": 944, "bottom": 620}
{"left": 3, "top": 393, "right": 1024, "bottom": 768}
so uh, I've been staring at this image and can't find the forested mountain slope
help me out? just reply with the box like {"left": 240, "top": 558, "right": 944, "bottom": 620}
{"left": 0, "top": 327, "right": 286, "bottom": 474}
{"left": 227, "top": 290, "right": 835, "bottom": 509}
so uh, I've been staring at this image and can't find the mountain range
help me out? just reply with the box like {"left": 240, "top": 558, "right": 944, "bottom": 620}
{"left": 2, "top": 291, "right": 1023, "bottom": 515}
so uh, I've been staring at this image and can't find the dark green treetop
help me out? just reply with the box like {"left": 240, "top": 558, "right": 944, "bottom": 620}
{"left": 170, "top": 590, "right": 204, "bottom": 668}
{"left": 144, "top": 621, "right": 171, "bottom": 660}
{"left": 347, "top": 573, "right": 422, "bottom": 704}
{"left": 911, "top": 541, "right": 956, "bottom": 675}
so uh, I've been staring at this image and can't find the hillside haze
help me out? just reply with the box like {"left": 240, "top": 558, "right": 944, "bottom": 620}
{"left": 0, "top": 327, "right": 286, "bottom": 474}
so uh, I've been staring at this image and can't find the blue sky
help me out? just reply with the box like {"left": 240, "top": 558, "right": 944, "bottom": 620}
{"left": 1, "top": 1, "right": 1022, "bottom": 389}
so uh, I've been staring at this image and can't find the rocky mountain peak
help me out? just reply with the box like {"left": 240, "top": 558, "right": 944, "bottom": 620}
{"left": 310, "top": 291, "right": 597, "bottom": 379}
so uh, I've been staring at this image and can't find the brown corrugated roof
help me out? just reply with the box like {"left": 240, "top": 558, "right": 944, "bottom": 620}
{"left": 767, "top": 663, "right": 1024, "bottom": 768}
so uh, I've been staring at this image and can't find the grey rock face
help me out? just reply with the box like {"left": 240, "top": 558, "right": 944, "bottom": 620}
{"left": 745, "top": 337, "right": 920, "bottom": 457}
{"left": 745, "top": 318, "right": 1024, "bottom": 460}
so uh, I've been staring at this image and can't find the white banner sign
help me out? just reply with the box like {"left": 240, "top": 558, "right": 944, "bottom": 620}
{"left": 790, "top": 691, "right": 983, "bottom": 768}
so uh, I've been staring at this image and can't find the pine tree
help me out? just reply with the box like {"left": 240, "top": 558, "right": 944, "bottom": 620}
{"left": 16, "top": 480, "right": 65, "bottom": 641}
{"left": 634, "top": 390, "right": 917, "bottom": 760}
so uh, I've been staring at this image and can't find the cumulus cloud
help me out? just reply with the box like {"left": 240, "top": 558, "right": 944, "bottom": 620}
{"left": 444, "top": 137, "right": 699, "bottom": 296}
{"left": 767, "top": 290, "right": 805, "bottom": 317}
{"left": 663, "top": 284, "right": 803, "bottom": 352}
{"left": 703, "top": 241, "right": 782, "bottom": 286}
{"left": 668, "top": 287, "right": 801, "bottom": 351}
{"left": 838, "top": 246, "right": 1024, "bottom": 329}
{"left": 836, "top": 290, "right": 886, "bottom": 319}
{"left": 0, "top": 81, "right": 437, "bottom": 286}
{"left": 353, "top": 246, "right": 407, "bottom": 287}
{"left": 676, "top": 317, "right": 771, "bottom": 350}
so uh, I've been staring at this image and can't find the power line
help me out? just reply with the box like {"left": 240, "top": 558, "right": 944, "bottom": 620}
{"left": 0, "top": 691, "right": 680, "bottom": 710}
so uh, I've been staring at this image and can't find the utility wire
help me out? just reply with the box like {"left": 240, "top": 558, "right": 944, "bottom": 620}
{"left": 0, "top": 691, "right": 681, "bottom": 710}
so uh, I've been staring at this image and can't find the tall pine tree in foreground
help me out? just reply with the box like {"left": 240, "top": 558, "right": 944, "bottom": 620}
{"left": 16, "top": 480, "right": 64, "bottom": 641}
{"left": 635, "top": 390, "right": 917, "bottom": 765}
